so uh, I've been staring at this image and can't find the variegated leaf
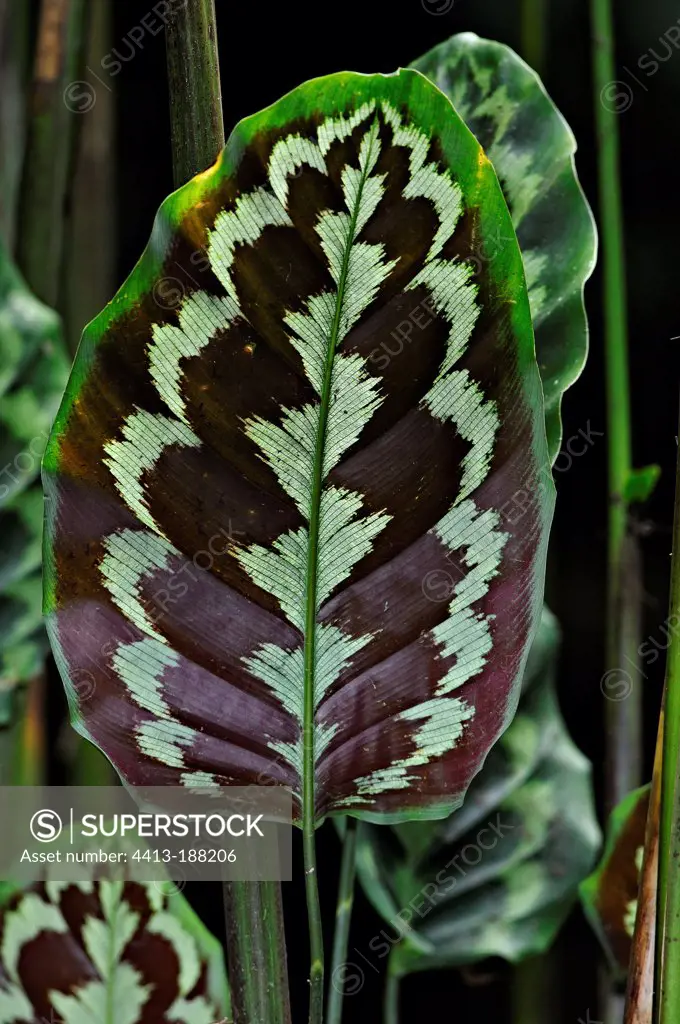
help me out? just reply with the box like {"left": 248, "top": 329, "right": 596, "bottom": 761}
{"left": 0, "top": 238, "right": 69, "bottom": 765}
{"left": 0, "top": 877, "right": 230, "bottom": 1023}
{"left": 44, "top": 70, "right": 554, "bottom": 825}
{"left": 354, "top": 609, "right": 601, "bottom": 972}
{"left": 413, "top": 33, "right": 597, "bottom": 460}
{"left": 580, "top": 784, "right": 651, "bottom": 976}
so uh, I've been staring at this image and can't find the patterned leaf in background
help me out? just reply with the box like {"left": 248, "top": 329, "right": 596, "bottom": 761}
{"left": 0, "top": 875, "right": 230, "bottom": 1023}
{"left": 44, "top": 69, "right": 554, "bottom": 825}
{"left": 580, "top": 783, "right": 650, "bottom": 976}
{"left": 353, "top": 609, "right": 601, "bottom": 974}
{"left": 0, "top": 238, "right": 70, "bottom": 739}
{"left": 413, "top": 33, "right": 597, "bottom": 461}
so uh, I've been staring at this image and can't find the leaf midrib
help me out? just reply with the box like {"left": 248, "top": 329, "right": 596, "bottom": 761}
{"left": 301, "top": 119, "right": 379, "bottom": 824}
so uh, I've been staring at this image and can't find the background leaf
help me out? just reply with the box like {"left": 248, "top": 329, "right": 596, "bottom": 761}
{"left": 0, "top": 875, "right": 230, "bottom": 1023}
{"left": 0, "top": 238, "right": 69, "bottom": 754}
{"left": 413, "top": 33, "right": 597, "bottom": 461}
{"left": 580, "top": 783, "right": 651, "bottom": 976}
{"left": 44, "top": 69, "right": 554, "bottom": 827}
{"left": 353, "top": 608, "right": 601, "bottom": 974}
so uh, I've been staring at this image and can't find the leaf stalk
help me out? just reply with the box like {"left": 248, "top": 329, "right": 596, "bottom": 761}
{"left": 327, "top": 818, "right": 359, "bottom": 1024}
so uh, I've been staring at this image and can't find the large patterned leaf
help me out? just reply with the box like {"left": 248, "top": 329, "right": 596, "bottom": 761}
{"left": 413, "top": 34, "right": 597, "bottom": 460}
{"left": 44, "top": 69, "right": 554, "bottom": 825}
{"left": 353, "top": 609, "right": 601, "bottom": 973}
{"left": 0, "top": 877, "right": 230, "bottom": 1023}
{"left": 0, "top": 239, "right": 70, "bottom": 741}
{"left": 580, "top": 784, "right": 651, "bottom": 976}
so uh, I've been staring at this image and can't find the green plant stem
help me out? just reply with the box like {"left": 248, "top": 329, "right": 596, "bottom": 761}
{"left": 656, "top": 398, "right": 680, "bottom": 1023}
{"left": 0, "top": 0, "right": 32, "bottom": 250}
{"left": 303, "top": 811, "right": 325, "bottom": 1023}
{"left": 384, "top": 963, "right": 400, "bottom": 1024}
{"left": 17, "top": 0, "right": 90, "bottom": 306}
{"left": 223, "top": 881, "right": 292, "bottom": 1024}
{"left": 520, "top": 0, "right": 547, "bottom": 74}
{"left": 165, "top": 0, "right": 225, "bottom": 187}
{"left": 511, "top": 952, "right": 557, "bottom": 1024}
{"left": 327, "top": 818, "right": 359, "bottom": 1024}
{"left": 61, "top": 0, "right": 116, "bottom": 356}
{"left": 590, "top": 0, "right": 640, "bottom": 815}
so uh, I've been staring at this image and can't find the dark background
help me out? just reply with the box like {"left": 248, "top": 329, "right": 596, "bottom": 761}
{"left": 53, "top": 0, "right": 680, "bottom": 1018}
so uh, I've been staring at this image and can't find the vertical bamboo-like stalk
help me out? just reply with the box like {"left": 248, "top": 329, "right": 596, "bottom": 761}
{"left": 61, "top": 0, "right": 117, "bottom": 785}
{"left": 164, "top": 5, "right": 292, "bottom": 1021}
{"left": 327, "top": 818, "right": 359, "bottom": 1024}
{"left": 0, "top": 0, "right": 32, "bottom": 250}
{"left": 61, "top": 0, "right": 116, "bottom": 355}
{"left": 656, "top": 399, "right": 680, "bottom": 1023}
{"left": 17, "top": 0, "right": 90, "bottom": 306}
{"left": 590, "top": 3, "right": 643, "bottom": 1021}
{"left": 13, "top": 0, "right": 89, "bottom": 789}
{"left": 590, "top": 0, "right": 642, "bottom": 815}
{"left": 165, "top": 0, "right": 225, "bottom": 186}
{"left": 521, "top": 0, "right": 547, "bottom": 73}
{"left": 223, "top": 881, "right": 292, "bottom": 1024}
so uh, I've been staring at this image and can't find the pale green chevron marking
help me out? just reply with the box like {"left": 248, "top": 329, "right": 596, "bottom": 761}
{"left": 114, "top": 637, "right": 218, "bottom": 777}
{"left": 238, "top": 487, "right": 389, "bottom": 630}
{"left": 0, "top": 983, "right": 34, "bottom": 1019}
{"left": 232, "top": 102, "right": 483, "bottom": 804}
{"left": 208, "top": 186, "right": 292, "bottom": 303}
{"left": 167, "top": 997, "right": 219, "bottom": 1024}
{"left": 317, "top": 99, "right": 376, "bottom": 155}
{"left": 431, "top": 501, "right": 508, "bottom": 694}
{"left": 148, "top": 910, "right": 201, "bottom": 994}
{"left": 245, "top": 355, "right": 384, "bottom": 518}
{"left": 243, "top": 626, "right": 366, "bottom": 712}
{"left": 99, "top": 529, "right": 179, "bottom": 640}
{"left": 245, "top": 623, "right": 372, "bottom": 773}
{"left": 51, "top": 963, "right": 149, "bottom": 1024}
{"left": 269, "top": 134, "right": 327, "bottom": 207}
{"left": 113, "top": 637, "right": 178, "bottom": 717}
{"left": 104, "top": 410, "right": 200, "bottom": 533}
{"left": 408, "top": 260, "right": 480, "bottom": 376}
{"left": 181, "top": 770, "right": 220, "bottom": 787}
{"left": 382, "top": 102, "right": 464, "bottom": 260}
{"left": 425, "top": 371, "right": 499, "bottom": 504}
{"left": 137, "top": 718, "right": 197, "bottom": 768}
{"left": 349, "top": 697, "right": 475, "bottom": 798}
{"left": 1, "top": 894, "right": 67, "bottom": 981}
{"left": 66, "top": 879, "right": 148, "bottom": 1024}
{"left": 150, "top": 291, "right": 240, "bottom": 424}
